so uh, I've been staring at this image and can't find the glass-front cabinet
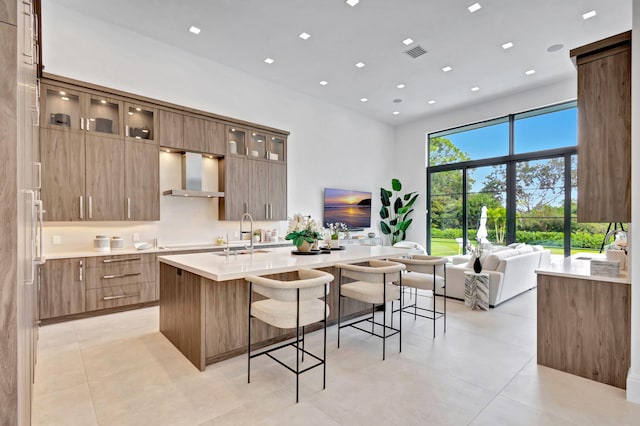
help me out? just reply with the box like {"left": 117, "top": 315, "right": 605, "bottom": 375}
{"left": 125, "top": 103, "right": 156, "bottom": 142}
{"left": 43, "top": 85, "right": 83, "bottom": 131}
{"left": 249, "top": 131, "right": 267, "bottom": 159}
{"left": 86, "top": 94, "right": 122, "bottom": 137}
{"left": 41, "top": 83, "right": 124, "bottom": 139}
{"left": 267, "top": 134, "right": 286, "bottom": 162}
{"left": 227, "top": 126, "right": 247, "bottom": 156}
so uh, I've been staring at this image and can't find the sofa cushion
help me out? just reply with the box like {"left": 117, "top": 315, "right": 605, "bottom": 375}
{"left": 531, "top": 245, "right": 544, "bottom": 252}
{"left": 514, "top": 245, "right": 534, "bottom": 255}
{"left": 482, "top": 249, "right": 521, "bottom": 271}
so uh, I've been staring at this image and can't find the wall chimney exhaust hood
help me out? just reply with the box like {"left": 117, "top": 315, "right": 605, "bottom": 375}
{"left": 162, "top": 152, "right": 224, "bottom": 198}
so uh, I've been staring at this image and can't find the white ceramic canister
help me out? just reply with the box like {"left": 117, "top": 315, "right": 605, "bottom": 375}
{"left": 93, "top": 235, "right": 110, "bottom": 252}
{"left": 110, "top": 236, "right": 124, "bottom": 250}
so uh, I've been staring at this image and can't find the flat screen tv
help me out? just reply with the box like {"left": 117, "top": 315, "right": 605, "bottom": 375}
{"left": 323, "top": 188, "right": 372, "bottom": 230}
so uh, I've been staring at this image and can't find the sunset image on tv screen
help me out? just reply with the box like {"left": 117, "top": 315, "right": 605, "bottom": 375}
{"left": 323, "top": 188, "right": 372, "bottom": 228}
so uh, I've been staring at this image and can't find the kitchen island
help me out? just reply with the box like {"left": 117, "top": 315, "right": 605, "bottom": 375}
{"left": 536, "top": 255, "right": 631, "bottom": 389}
{"left": 158, "top": 245, "right": 412, "bottom": 371}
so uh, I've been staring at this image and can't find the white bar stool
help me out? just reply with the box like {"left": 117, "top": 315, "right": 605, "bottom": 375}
{"left": 388, "top": 256, "right": 448, "bottom": 338}
{"left": 246, "top": 269, "right": 333, "bottom": 403}
{"left": 335, "top": 260, "right": 405, "bottom": 360}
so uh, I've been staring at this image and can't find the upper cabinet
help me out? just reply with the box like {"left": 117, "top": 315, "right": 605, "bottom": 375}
{"left": 159, "top": 110, "right": 225, "bottom": 155}
{"left": 571, "top": 31, "right": 631, "bottom": 223}
{"left": 42, "top": 84, "right": 123, "bottom": 139}
{"left": 125, "top": 102, "right": 156, "bottom": 143}
{"left": 226, "top": 125, "right": 286, "bottom": 163}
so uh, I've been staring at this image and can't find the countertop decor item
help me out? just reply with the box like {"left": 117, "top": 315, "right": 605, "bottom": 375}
{"left": 93, "top": 235, "right": 110, "bottom": 252}
{"left": 110, "top": 236, "right": 124, "bottom": 250}
{"left": 379, "top": 178, "right": 418, "bottom": 245}
{"left": 368, "top": 232, "right": 376, "bottom": 238}
{"left": 285, "top": 213, "right": 323, "bottom": 252}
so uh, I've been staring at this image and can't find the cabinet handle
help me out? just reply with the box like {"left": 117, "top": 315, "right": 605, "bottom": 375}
{"left": 125, "top": 125, "right": 129, "bottom": 137}
{"left": 102, "top": 293, "right": 140, "bottom": 301}
{"left": 79, "top": 196, "right": 84, "bottom": 219}
{"left": 102, "top": 257, "right": 141, "bottom": 263}
{"left": 265, "top": 204, "right": 268, "bottom": 218}
{"left": 80, "top": 117, "right": 84, "bottom": 130}
{"left": 79, "top": 260, "right": 84, "bottom": 281}
{"left": 34, "top": 162, "right": 41, "bottom": 190}
{"left": 35, "top": 200, "right": 44, "bottom": 265}
{"left": 25, "top": 190, "right": 35, "bottom": 284}
{"left": 127, "top": 197, "right": 131, "bottom": 219}
{"left": 88, "top": 196, "right": 93, "bottom": 219}
{"left": 102, "top": 272, "right": 141, "bottom": 279}
{"left": 87, "top": 119, "right": 91, "bottom": 132}
{"left": 269, "top": 203, "right": 273, "bottom": 219}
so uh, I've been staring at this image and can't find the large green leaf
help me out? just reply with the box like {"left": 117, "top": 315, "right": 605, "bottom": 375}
{"left": 391, "top": 178, "right": 402, "bottom": 192}
{"left": 380, "top": 222, "right": 392, "bottom": 235}
{"left": 393, "top": 197, "right": 403, "bottom": 214}
{"left": 389, "top": 218, "right": 397, "bottom": 226}
{"left": 400, "top": 208, "right": 415, "bottom": 222}
{"left": 404, "top": 193, "right": 419, "bottom": 209}
{"left": 398, "top": 218, "right": 413, "bottom": 231}
{"left": 380, "top": 187, "right": 390, "bottom": 207}
{"left": 379, "top": 206, "right": 389, "bottom": 219}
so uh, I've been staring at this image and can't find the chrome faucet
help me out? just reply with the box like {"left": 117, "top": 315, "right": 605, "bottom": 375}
{"left": 240, "top": 213, "right": 254, "bottom": 253}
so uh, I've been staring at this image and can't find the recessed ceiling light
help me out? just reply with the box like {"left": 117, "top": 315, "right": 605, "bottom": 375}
{"left": 360, "top": 98, "right": 368, "bottom": 102}
{"left": 264, "top": 57, "right": 274, "bottom": 64}
{"left": 582, "top": 10, "right": 597, "bottom": 20}
{"left": 402, "top": 38, "right": 414, "bottom": 46}
{"left": 319, "top": 80, "right": 328, "bottom": 86}
{"left": 525, "top": 69, "right": 536, "bottom": 75}
{"left": 189, "top": 26, "right": 201, "bottom": 35}
{"left": 299, "top": 32, "right": 311, "bottom": 40}
{"left": 61, "top": 96, "right": 69, "bottom": 101}
{"left": 355, "top": 62, "right": 365, "bottom": 68}
{"left": 100, "top": 100, "right": 107, "bottom": 104}
{"left": 427, "top": 100, "right": 436, "bottom": 104}
{"left": 128, "top": 111, "right": 133, "bottom": 115}
{"left": 471, "top": 86, "right": 480, "bottom": 92}
{"left": 393, "top": 98, "right": 403, "bottom": 103}
{"left": 165, "top": 149, "right": 171, "bottom": 153}
{"left": 345, "top": 0, "right": 359, "bottom": 6}
{"left": 59, "top": 91, "right": 66, "bottom": 95}
{"left": 396, "top": 84, "right": 406, "bottom": 89}
{"left": 135, "top": 107, "right": 141, "bottom": 111}
{"left": 502, "top": 42, "right": 514, "bottom": 50}
{"left": 442, "top": 66, "right": 452, "bottom": 72}
{"left": 468, "top": 3, "right": 481, "bottom": 13}
{"left": 547, "top": 43, "right": 564, "bottom": 53}
{"left": 392, "top": 111, "right": 400, "bottom": 115}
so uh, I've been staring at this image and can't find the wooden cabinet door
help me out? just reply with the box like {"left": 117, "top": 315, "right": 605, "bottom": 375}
{"left": 249, "top": 160, "right": 270, "bottom": 220}
{"left": 157, "top": 109, "right": 183, "bottom": 149}
{"left": 85, "top": 135, "right": 125, "bottom": 220}
{"left": 268, "top": 162, "right": 287, "bottom": 220}
{"left": 183, "top": 115, "right": 206, "bottom": 152}
{"left": 205, "top": 120, "right": 225, "bottom": 155}
{"left": 576, "top": 46, "right": 631, "bottom": 223}
{"left": 40, "top": 258, "right": 85, "bottom": 319}
{"left": 222, "top": 156, "right": 249, "bottom": 220}
{"left": 125, "top": 140, "right": 159, "bottom": 220}
{"left": 40, "top": 128, "right": 85, "bottom": 221}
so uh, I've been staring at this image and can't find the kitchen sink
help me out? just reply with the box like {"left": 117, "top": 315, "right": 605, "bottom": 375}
{"left": 213, "top": 249, "right": 271, "bottom": 256}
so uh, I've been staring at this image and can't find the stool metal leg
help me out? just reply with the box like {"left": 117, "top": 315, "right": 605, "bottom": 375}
{"left": 399, "top": 274, "right": 402, "bottom": 353}
{"left": 382, "top": 272, "right": 386, "bottom": 361}
{"left": 248, "top": 282, "right": 252, "bottom": 384}
{"left": 323, "top": 283, "right": 327, "bottom": 390}
{"left": 302, "top": 325, "right": 305, "bottom": 362}
{"left": 337, "top": 269, "right": 342, "bottom": 349}
{"left": 296, "top": 288, "right": 300, "bottom": 403}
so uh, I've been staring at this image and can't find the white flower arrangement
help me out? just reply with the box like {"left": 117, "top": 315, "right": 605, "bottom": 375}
{"left": 285, "top": 214, "right": 323, "bottom": 246}
{"left": 326, "top": 222, "right": 348, "bottom": 239}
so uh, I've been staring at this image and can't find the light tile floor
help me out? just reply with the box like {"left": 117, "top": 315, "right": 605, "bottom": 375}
{"left": 33, "top": 290, "right": 640, "bottom": 425}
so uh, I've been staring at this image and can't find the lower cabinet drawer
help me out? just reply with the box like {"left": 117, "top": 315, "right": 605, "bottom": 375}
{"left": 85, "top": 261, "right": 156, "bottom": 289}
{"left": 85, "top": 282, "right": 156, "bottom": 311}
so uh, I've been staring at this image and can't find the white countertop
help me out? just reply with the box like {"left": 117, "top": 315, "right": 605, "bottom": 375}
{"left": 158, "top": 245, "right": 412, "bottom": 282}
{"left": 536, "top": 254, "right": 630, "bottom": 285}
{"left": 43, "top": 240, "right": 288, "bottom": 260}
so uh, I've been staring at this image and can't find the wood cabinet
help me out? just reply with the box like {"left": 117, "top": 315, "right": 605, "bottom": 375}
{"left": 571, "top": 31, "right": 631, "bottom": 223}
{"left": 41, "top": 82, "right": 159, "bottom": 222}
{"left": 221, "top": 157, "right": 286, "bottom": 220}
{"left": 537, "top": 273, "right": 631, "bottom": 389}
{"left": 40, "top": 254, "right": 157, "bottom": 319}
{"left": 163, "top": 112, "right": 226, "bottom": 155}
{"left": 125, "top": 140, "right": 159, "bottom": 220}
{"left": 40, "top": 258, "right": 86, "bottom": 319}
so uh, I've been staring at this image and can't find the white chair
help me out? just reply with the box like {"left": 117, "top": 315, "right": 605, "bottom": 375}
{"left": 335, "top": 260, "right": 406, "bottom": 360}
{"left": 246, "top": 269, "right": 333, "bottom": 403}
{"left": 388, "top": 255, "right": 448, "bottom": 338}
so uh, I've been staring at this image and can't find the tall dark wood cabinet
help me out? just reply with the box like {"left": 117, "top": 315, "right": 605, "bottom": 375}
{"left": 571, "top": 31, "right": 631, "bottom": 223}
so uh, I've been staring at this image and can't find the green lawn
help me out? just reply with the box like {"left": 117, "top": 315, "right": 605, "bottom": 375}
{"left": 430, "top": 238, "right": 599, "bottom": 257}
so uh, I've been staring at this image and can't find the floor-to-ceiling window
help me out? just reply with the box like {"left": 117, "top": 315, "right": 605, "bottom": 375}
{"left": 426, "top": 101, "right": 608, "bottom": 257}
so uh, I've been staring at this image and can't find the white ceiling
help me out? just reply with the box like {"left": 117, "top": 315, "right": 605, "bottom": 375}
{"left": 49, "top": 0, "right": 632, "bottom": 126}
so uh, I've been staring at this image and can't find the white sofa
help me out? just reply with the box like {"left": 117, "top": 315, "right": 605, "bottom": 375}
{"left": 437, "top": 244, "right": 551, "bottom": 307}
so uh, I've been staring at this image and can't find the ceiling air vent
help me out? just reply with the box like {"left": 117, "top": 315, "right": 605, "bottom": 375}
{"left": 405, "top": 45, "right": 427, "bottom": 58}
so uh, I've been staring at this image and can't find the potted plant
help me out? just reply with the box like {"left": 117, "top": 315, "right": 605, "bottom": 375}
{"left": 379, "top": 178, "right": 418, "bottom": 245}
{"left": 253, "top": 230, "right": 261, "bottom": 242}
{"left": 285, "top": 214, "right": 323, "bottom": 252}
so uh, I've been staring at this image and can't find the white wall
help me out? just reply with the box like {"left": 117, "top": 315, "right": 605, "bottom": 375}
{"left": 627, "top": 0, "right": 640, "bottom": 404}
{"left": 393, "top": 78, "right": 576, "bottom": 248}
{"left": 41, "top": 3, "right": 393, "bottom": 252}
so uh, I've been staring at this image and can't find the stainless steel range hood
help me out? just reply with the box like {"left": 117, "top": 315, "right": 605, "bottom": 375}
{"left": 162, "top": 152, "right": 224, "bottom": 198}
